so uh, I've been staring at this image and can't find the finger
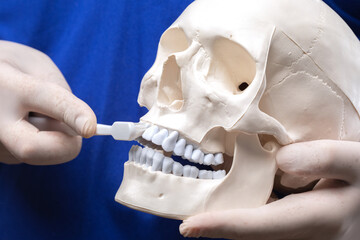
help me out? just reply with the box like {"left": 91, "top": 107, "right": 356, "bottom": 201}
{"left": 276, "top": 140, "right": 360, "bottom": 183}
{"left": 20, "top": 80, "right": 96, "bottom": 138}
{"left": 1, "top": 119, "right": 82, "bottom": 165}
{"left": 180, "top": 188, "right": 346, "bottom": 239}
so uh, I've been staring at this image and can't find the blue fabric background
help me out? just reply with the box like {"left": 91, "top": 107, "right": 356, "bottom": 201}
{"left": 0, "top": 1, "right": 358, "bottom": 239}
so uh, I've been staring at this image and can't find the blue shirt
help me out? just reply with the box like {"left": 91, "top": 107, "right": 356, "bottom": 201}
{"left": 0, "top": 1, "right": 358, "bottom": 239}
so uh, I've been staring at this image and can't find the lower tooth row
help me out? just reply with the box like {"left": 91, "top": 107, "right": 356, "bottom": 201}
{"left": 128, "top": 145, "right": 226, "bottom": 179}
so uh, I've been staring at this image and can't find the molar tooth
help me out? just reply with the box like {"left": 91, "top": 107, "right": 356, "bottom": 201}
{"left": 152, "top": 129, "right": 168, "bottom": 145}
{"left": 140, "top": 148, "right": 148, "bottom": 164}
{"left": 162, "top": 131, "right": 179, "bottom": 152}
{"left": 135, "top": 146, "right": 142, "bottom": 163}
{"left": 151, "top": 152, "right": 164, "bottom": 171}
{"left": 213, "top": 170, "right": 226, "bottom": 179}
{"left": 172, "top": 162, "right": 183, "bottom": 176}
{"left": 184, "top": 145, "right": 193, "bottom": 160}
{"left": 183, "top": 165, "right": 191, "bottom": 177}
{"left": 203, "top": 154, "right": 214, "bottom": 165}
{"left": 191, "top": 149, "right": 204, "bottom": 163}
{"left": 198, "top": 170, "right": 213, "bottom": 179}
{"left": 142, "top": 125, "right": 159, "bottom": 141}
{"left": 189, "top": 166, "right": 199, "bottom": 178}
{"left": 162, "top": 157, "right": 174, "bottom": 174}
{"left": 146, "top": 148, "right": 155, "bottom": 167}
{"left": 173, "top": 138, "right": 186, "bottom": 156}
{"left": 214, "top": 153, "right": 224, "bottom": 165}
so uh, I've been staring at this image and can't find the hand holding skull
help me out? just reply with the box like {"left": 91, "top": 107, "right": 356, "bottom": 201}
{"left": 180, "top": 140, "right": 360, "bottom": 240}
{"left": 0, "top": 40, "right": 96, "bottom": 165}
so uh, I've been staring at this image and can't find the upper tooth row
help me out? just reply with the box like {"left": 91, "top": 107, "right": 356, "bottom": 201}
{"left": 142, "top": 125, "right": 224, "bottom": 166}
{"left": 129, "top": 145, "right": 226, "bottom": 180}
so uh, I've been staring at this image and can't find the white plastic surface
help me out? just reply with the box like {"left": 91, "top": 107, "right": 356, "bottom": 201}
{"left": 96, "top": 122, "right": 148, "bottom": 141}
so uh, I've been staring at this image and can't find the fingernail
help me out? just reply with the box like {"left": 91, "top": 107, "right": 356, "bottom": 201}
{"left": 179, "top": 223, "right": 187, "bottom": 236}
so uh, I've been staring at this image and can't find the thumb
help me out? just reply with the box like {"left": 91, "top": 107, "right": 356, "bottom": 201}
{"left": 180, "top": 211, "right": 237, "bottom": 239}
{"left": 276, "top": 140, "right": 360, "bottom": 183}
{"left": 21, "top": 80, "right": 97, "bottom": 138}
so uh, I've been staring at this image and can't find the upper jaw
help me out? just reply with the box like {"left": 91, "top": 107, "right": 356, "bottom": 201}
{"left": 129, "top": 123, "right": 230, "bottom": 180}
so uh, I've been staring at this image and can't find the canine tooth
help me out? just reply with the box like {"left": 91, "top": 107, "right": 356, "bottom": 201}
{"left": 140, "top": 148, "right": 148, "bottom": 164}
{"left": 204, "top": 154, "right": 214, "bottom": 165}
{"left": 184, "top": 145, "right": 193, "bottom": 160}
{"left": 162, "top": 131, "right": 179, "bottom": 152}
{"left": 152, "top": 129, "right": 168, "bottom": 145}
{"left": 162, "top": 157, "right": 174, "bottom": 174}
{"left": 146, "top": 148, "right": 155, "bottom": 167}
{"left": 135, "top": 146, "right": 142, "bottom": 163}
{"left": 183, "top": 165, "right": 191, "bottom": 177}
{"left": 190, "top": 166, "right": 199, "bottom": 178}
{"left": 151, "top": 152, "right": 164, "bottom": 171}
{"left": 174, "top": 138, "right": 186, "bottom": 156}
{"left": 199, "top": 170, "right": 213, "bottom": 179}
{"left": 172, "top": 162, "right": 183, "bottom": 176}
{"left": 128, "top": 145, "right": 137, "bottom": 161}
{"left": 191, "top": 149, "right": 204, "bottom": 163}
{"left": 142, "top": 125, "right": 159, "bottom": 141}
{"left": 213, "top": 170, "right": 226, "bottom": 179}
{"left": 214, "top": 153, "right": 224, "bottom": 165}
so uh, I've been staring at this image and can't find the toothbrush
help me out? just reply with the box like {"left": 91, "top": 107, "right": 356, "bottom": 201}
{"left": 95, "top": 122, "right": 149, "bottom": 141}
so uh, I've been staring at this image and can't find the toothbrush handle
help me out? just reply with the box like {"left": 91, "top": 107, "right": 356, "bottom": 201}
{"left": 95, "top": 122, "right": 148, "bottom": 141}
{"left": 96, "top": 124, "right": 113, "bottom": 135}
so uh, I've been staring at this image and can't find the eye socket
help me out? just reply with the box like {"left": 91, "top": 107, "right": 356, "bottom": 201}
{"left": 207, "top": 37, "right": 256, "bottom": 94}
{"left": 159, "top": 27, "right": 189, "bottom": 56}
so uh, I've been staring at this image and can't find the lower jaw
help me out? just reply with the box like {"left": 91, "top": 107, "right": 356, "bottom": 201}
{"left": 115, "top": 161, "right": 221, "bottom": 220}
{"left": 115, "top": 133, "right": 279, "bottom": 219}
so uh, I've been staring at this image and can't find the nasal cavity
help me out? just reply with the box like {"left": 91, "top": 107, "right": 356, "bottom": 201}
{"left": 157, "top": 55, "right": 184, "bottom": 111}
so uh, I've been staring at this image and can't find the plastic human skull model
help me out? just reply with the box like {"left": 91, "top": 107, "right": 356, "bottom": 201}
{"left": 115, "top": 0, "right": 360, "bottom": 219}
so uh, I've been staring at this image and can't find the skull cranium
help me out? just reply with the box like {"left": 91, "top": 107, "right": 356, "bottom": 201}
{"left": 115, "top": 0, "right": 360, "bottom": 219}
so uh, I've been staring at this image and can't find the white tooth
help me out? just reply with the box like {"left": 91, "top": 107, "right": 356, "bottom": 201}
{"left": 183, "top": 165, "right": 191, "bottom": 177}
{"left": 151, "top": 152, "right": 164, "bottom": 171}
{"left": 145, "top": 148, "right": 155, "bottom": 167}
{"left": 203, "top": 154, "right": 214, "bottom": 165}
{"left": 142, "top": 125, "right": 159, "bottom": 141}
{"left": 189, "top": 166, "right": 199, "bottom": 178}
{"left": 162, "top": 131, "right": 179, "bottom": 152}
{"left": 191, "top": 149, "right": 204, "bottom": 163}
{"left": 162, "top": 157, "right": 174, "bottom": 174}
{"left": 213, "top": 170, "right": 226, "bottom": 179}
{"left": 214, "top": 153, "right": 224, "bottom": 165}
{"left": 152, "top": 129, "right": 168, "bottom": 145}
{"left": 128, "top": 145, "right": 137, "bottom": 161}
{"left": 199, "top": 170, "right": 213, "bottom": 179}
{"left": 173, "top": 138, "right": 186, "bottom": 156}
{"left": 184, "top": 145, "right": 193, "bottom": 160}
{"left": 135, "top": 146, "right": 142, "bottom": 163}
{"left": 172, "top": 162, "right": 183, "bottom": 176}
{"left": 140, "top": 148, "right": 148, "bottom": 164}
{"left": 198, "top": 152, "right": 204, "bottom": 164}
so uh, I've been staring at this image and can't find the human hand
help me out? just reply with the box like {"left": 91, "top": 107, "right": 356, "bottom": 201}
{"left": 0, "top": 40, "right": 96, "bottom": 165}
{"left": 179, "top": 140, "right": 360, "bottom": 240}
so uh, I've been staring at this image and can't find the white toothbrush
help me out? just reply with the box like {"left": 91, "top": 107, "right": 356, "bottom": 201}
{"left": 96, "top": 122, "right": 149, "bottom": 141}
